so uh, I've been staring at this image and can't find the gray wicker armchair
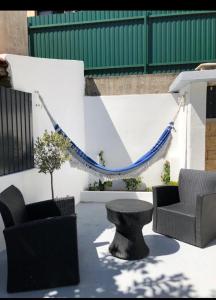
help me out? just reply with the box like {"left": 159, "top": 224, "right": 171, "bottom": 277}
{"left": 153, "top": 168, "right": 216, "bottom": 248}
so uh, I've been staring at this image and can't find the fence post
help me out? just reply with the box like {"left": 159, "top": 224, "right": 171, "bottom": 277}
{"left": 28, "top": 28, "right": 34, "bottom": 56}
{"left": 143, "top": 11, "right": 149, "bottom": 74}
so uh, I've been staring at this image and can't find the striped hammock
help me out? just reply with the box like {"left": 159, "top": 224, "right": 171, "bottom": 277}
{"left": 35, "top": 91, "right": 180, "bottom": 180}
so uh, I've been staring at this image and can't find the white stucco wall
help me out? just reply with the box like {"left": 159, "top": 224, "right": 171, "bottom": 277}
{"left": 84, "top": 93, "right": 186, "bottom": 189}
{"left": 169, "top": 69, "right": 214, "bottom": 171}
{"left": 178, "top": 81, "right": 207, "bottom": 170}
{"left": 0, "top": 54, "right": 87, "bottom": 205}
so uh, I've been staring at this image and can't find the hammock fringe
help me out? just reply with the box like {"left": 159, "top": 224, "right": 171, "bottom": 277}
{"left": 68, "top": 133, "right": 172, "bottom": 180}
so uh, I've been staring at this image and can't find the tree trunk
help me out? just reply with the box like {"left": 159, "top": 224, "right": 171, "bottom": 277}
{"left": 50, "top": 172, "right": 54, "bottom": 199}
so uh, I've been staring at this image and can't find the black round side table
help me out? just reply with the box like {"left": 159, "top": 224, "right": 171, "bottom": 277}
{"left": 106, "top": 199, "right": 153, "bottom": 260}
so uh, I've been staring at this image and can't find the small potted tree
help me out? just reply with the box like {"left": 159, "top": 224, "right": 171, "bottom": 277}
{"left": 34, "top": 130, "right": 71, "bottom": 199}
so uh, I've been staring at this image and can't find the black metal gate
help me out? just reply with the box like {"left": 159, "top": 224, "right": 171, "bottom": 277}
{"left": 0, "top": 86, "right": 34, "bottom": 176}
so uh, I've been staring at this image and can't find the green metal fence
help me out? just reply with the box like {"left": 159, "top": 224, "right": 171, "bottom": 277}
{"left": 28, "top": 10, "right": 216, "bottom": 76}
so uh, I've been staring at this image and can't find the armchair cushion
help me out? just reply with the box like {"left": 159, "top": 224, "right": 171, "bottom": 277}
{"left": 158, "top": 202, "right": 195, "bottom": 216}
{"left": 157, "top": 205, "right": 196, "bottom": 245}
{"left": 178, "top": 169, "right": 216, "bottom": 213}
{"left": 26, "top": 199, "right": 61, "bottom": 220}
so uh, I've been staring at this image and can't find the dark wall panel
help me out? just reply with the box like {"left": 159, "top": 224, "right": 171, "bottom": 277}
{"left": 0, "top": 86, "right": 34, "bottom": 176}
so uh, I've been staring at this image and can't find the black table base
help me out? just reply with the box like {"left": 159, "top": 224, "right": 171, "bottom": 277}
{"left": 109, "top": 225, "right": 149, "bottom": 260}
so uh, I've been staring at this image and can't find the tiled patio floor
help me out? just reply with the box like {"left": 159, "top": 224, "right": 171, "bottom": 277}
{"left": 0, "top": 202, "right": 216, "bottom": 298}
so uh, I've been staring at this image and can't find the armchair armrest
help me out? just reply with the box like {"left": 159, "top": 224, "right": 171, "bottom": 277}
{"left": 55, "top": 197, "right": 75, "bottom": 215}
{"left": 152, "top": 185, "right": 180, "bottom": 232}
{"left": 26, "top": 199, "right": 61, "bottom": 220}
{"left": 196, "top": 193, "right": 216, "bottom": 247}
{"left": 152, "top": 185, "right": 180, "bottom": 208}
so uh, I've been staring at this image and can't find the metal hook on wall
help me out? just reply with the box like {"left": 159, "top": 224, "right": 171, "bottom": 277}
{"left": 34, "top": 90, "right": 43, "bottom": 109}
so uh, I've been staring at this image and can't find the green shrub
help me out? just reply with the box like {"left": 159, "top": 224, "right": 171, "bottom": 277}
{"left": 161, "top": 161, "right": 178, "bottom": 186}
{"left": 88, "top": 181, "right": 100, "bottom": 191}
{"left": 145, "top": 186, "right": 152, "bottom": 192}
{"left": 168, "top": 181, "right": 178, "bottom": 186}
{"left": 123, "top": 177, "right": 142, "bottom": 191}
{"left": 161, "top": 160, "right": 170, "bottom": 184}
{"left": 88, "top": 150, "right": 112, "bottom": 191}
{"left": 88, "top": 179, "right": 113, "bottom": 191}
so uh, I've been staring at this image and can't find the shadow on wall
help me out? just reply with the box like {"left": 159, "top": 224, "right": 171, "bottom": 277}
{"left": 83, "top": 96, "right": 133, "bottom": 189}
{"left": 0, "top": 203, "right": 197, "bottom": 298}
{"left": 85, "top": 78, "right": 101, "bottom": 96}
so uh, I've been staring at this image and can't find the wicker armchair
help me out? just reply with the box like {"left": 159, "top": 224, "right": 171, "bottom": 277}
{"left": 153, "top": 169, "right": 216, "bottom": 248}
{"left": 0, "top": 185, "right": 79, "bottom": 293}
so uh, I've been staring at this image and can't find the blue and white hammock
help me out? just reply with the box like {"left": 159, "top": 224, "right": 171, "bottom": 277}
{"left": 35, "top": 92, "right": 181, "bottom": 180}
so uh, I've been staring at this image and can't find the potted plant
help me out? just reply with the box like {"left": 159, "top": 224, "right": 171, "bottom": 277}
{"left": 34, "top": 130, "right": 71, "bottom": 199}
{"left": 87, "top": 150, "right": 112, "bottom": 191}
{"left": 122, "top": 177, "right": 142, "bottom": 191}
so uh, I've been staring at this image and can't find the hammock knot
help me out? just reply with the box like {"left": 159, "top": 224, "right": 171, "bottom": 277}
{"left": 169, "top": 121, "right": 176, "bottom": 132}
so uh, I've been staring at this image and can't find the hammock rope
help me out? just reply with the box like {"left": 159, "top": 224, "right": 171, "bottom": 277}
{"left": 35, "top": 91, "right": 182, "bottom": 180}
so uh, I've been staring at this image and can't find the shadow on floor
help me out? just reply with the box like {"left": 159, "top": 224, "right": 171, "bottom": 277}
{"left": 0, "top": 203, "right": 197, "bottom": 298}
{"left": 203, "top": 238, "right": 216, "bottom": 248}
{"left": 145, "top": 234, "right": 180, "bottom": 257}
